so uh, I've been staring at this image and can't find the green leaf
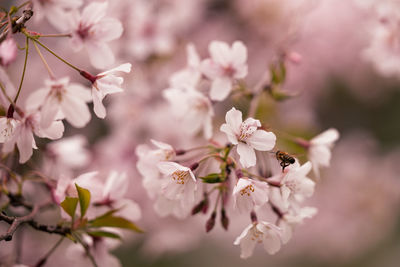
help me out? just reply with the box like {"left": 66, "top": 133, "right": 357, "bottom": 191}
{"left": 75, "top": 184, "right": 91, "bottom": 218}
{"left": 200, "top": 173, "right": 223, "bottom": 183}
{"left": 60, "top": 197, "right": 79, "bottom": 218}
{"left": 88, "top": 230, "right": 121, "bottom": 239}
{"left": 90, "top": 213, "right": 143, "bottom": 233}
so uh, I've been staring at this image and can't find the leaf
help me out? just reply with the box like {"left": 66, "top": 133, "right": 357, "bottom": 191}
{"left": 90, "top": 213, "right": 143, "bottom": 233}
{"left": 199, "top": 173, "right": 223, "bottom": 183}
{"left": 60, "top": 197, "right": 79, "bottom": 219}
{"left": 88, "top": 230, "right": 121, "bottom": 239}
{"left": 75, "top": 184, "right": 91, "bottom": 218}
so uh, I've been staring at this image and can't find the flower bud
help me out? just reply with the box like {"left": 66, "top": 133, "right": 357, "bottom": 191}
{"left": 192, "top": 200, "right": 205, "bottom": 215}
{"left": 220, "top": 208, "right": 229, "bottom": 230}
{"left": 206, "top": 211, "right": 216, "bottom": 232}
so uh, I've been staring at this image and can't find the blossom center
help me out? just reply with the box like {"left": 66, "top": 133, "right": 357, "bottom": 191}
{"left": 77, "top": 23, "right": 92, "bottom": 40}
{"left": 250, "top": 227, "right": 264, "bottom": 243}
{"left": 285, "top": 180, "right": 299, "bottom": 193}
{"left": 238, "top": 120, "right": 257, "bottom": 141}
{"left": 240, "top": 184, "right": 255, "bottom": 196}
{"left": 1, "top": 121, "right": 14, "bottom": 139}
{"left": 171, "top": 170, "right": 188, "bottom": 185}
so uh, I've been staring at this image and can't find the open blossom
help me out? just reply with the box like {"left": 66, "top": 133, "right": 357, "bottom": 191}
{"left": 234, "top": 221, "right": 282, "bottom": 259}
{"left": 163, "top": 87, "right": 214, "bottom": 139}
{"left": 32, "top": 0, "right": 82, "bottom": 31}
{"left": 136, "top": 139, "right": 175, "bottom": 198}
{"left": 128, "top": 0, "right": 175, "bottom": 60}
{"left": 157, "top": 161, "right": 197, "bottom": 206}
{"left": 233, "top": 178, "right": 269, "bottom": 213}
{"left": 220, "top": 107, "right": 276, "bottom": 168}
{"left": 86, "top": 63, "right": 131, "bottom": 118}
{"left": 279, "top": 206, "right": 317, "bottom": 244}
{"left": 0, "top": 117, "right": 19, "bottom": 143}
{"left": 69, "top": 1, "right": 123, "bottom": 69}
{"left": 0, "top": 38, "right": 17, "bottom": 66}
{"left": 279, "top": 161, "right": 315, "bottom": 209}
{"left": 308, "top": 128, "right": 339, "bottom": 177}
{"left": 201, "top": 41, "right": 248, "bottom": 101}
{"left": 169, "top": 43, "right": 201, "bottom": 88}
{"left": 2, "top": 111, "right": 64, "bottom": 163}
{"left": 26, "top": 77, "right": 92, "bottom": 128}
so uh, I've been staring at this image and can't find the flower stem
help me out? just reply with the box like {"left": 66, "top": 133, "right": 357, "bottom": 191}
{"left": 34, "top": 237, "right": 64, "bottom": 267}
{"left": 33, "top": 41, "right": 55, "bottom": 79}
{"left": 22, "top": 30, "right": 82, "bottom": 73}
{"left": 14, "top": 36, "right": 28, "bottom": 103}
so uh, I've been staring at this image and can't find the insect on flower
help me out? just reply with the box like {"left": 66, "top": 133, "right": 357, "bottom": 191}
{"left": 275, "top": 150, "right": 295, "bottom": 172}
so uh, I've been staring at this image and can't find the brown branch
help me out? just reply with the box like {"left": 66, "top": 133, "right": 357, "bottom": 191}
{"left": 0, "top": 204, "right": 38, "bottom": 241}
{"left": 0, "top": 202, "right": 71, "bottom": 241}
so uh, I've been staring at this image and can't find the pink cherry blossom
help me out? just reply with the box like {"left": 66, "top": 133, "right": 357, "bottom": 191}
{"left": 32, "top": 0, "right": 82, "bottom": 31}
{"left": 26, "top": 77, "right": 92, "bottom": 128}
{"left": 234, "top": 221, "right": 282, "bottom": 259}
{"left": 201, "top": 41, "right": 248, "bottom": 101}
{"left": 157, "top": 161, "right": 197, "bottom": 207}
{"left": 89, "top": 63, "right": 132, "bottom": 118}
{"left": 233, "top": 178, "right": 269, "bottom": 213}
{"left": 309, "top": 128, "right": 340, "bottom": 178}
{"left": 220, "top": 107, "right": 276, "bottom": 168}
{"left": 2, "top": 111, "right": 64, "bottom": 163}
{"left": 68, "top": 1, "right": 123, "bottom": 69}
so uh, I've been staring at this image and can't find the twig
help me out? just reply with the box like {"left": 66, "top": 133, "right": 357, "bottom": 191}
{"left": 0, "top": 204, "right": 38, "bottom": 241}
{"left": 34, "top": 236, "right": 64, "bottom": 267}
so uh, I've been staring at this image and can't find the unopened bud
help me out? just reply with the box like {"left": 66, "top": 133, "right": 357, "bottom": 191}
{"left": 191, "top": 200, "right": 205, "bottom": 215}
{"left": 175, "top": 149, "right": 186, "bottom": 155}
{"left": 220, "top": 208, "right": 229, "bottom": 230}
{"left": 202, "top": 196, "right": 209, "bottom": 214}
{"left": 206, "top": 211, "right": 216, "bottom": 232}
{"left": 190, "top": 162, "right": 199, "bottom": 171}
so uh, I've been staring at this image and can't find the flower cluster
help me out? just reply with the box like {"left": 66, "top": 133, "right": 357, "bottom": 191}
{"left": 137, "top": 39, "right": 340, "bottom": 258}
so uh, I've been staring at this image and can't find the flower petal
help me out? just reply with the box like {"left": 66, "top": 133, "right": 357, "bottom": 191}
{"left": 237, "top": 142, "right": 256, "bottom": 168}
{"left": 246, "top": 130, "right": 276, "bottom": 151}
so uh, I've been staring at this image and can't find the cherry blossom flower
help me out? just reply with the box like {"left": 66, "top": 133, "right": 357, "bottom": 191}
{"left": 169, "top": 43, "right": 201, "bottom": 88}
{"left": 308, "top": 128, "right": 340, "bottom": 178}
{"left": 0, "top": 38, "right": 17, "bottom": 66}
{"left": 233, "top": 178, "right": 269, "bottom": 213}
{"left": 234, "top": 221, "right": 282, "bottom": 259}
{"left": 0, "top": 117, "right": 19, "bottom": 143}
{"left": 157, "top": 161, "right": 197, "bottom": 207}
{"left": 279, "top": 161, "right": 315, "bottom": 209}
{"left": 163, "top": 87, "right": 214, "bottom": 139}
{"left": 279, "top": 206, "right": 317, "bottom": 244}
{"left": 201, "top": 41, "right": 248, "bottom": 101}
{"left": 26, "top": 77, "right": 92, "bottom": 128}
{"left": 127, "top": 0, "right": 175, "bottom": 60}
{"left": 136, "top": 139, "right": 175, "bottom": 198}
{"left": 69, "top": 1, "right": 123, "bottom": 69}
{"left": 84, "top": 63, "right": 131, "bottom": 118}
{"left": 2, "top": 111, "right": 64, "bottom": 163}
{"left": 220, "top": 107, "right": 276, "bottom": 168}
{"left": 32, "top": 0, "right": 82, "bottom": 32}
